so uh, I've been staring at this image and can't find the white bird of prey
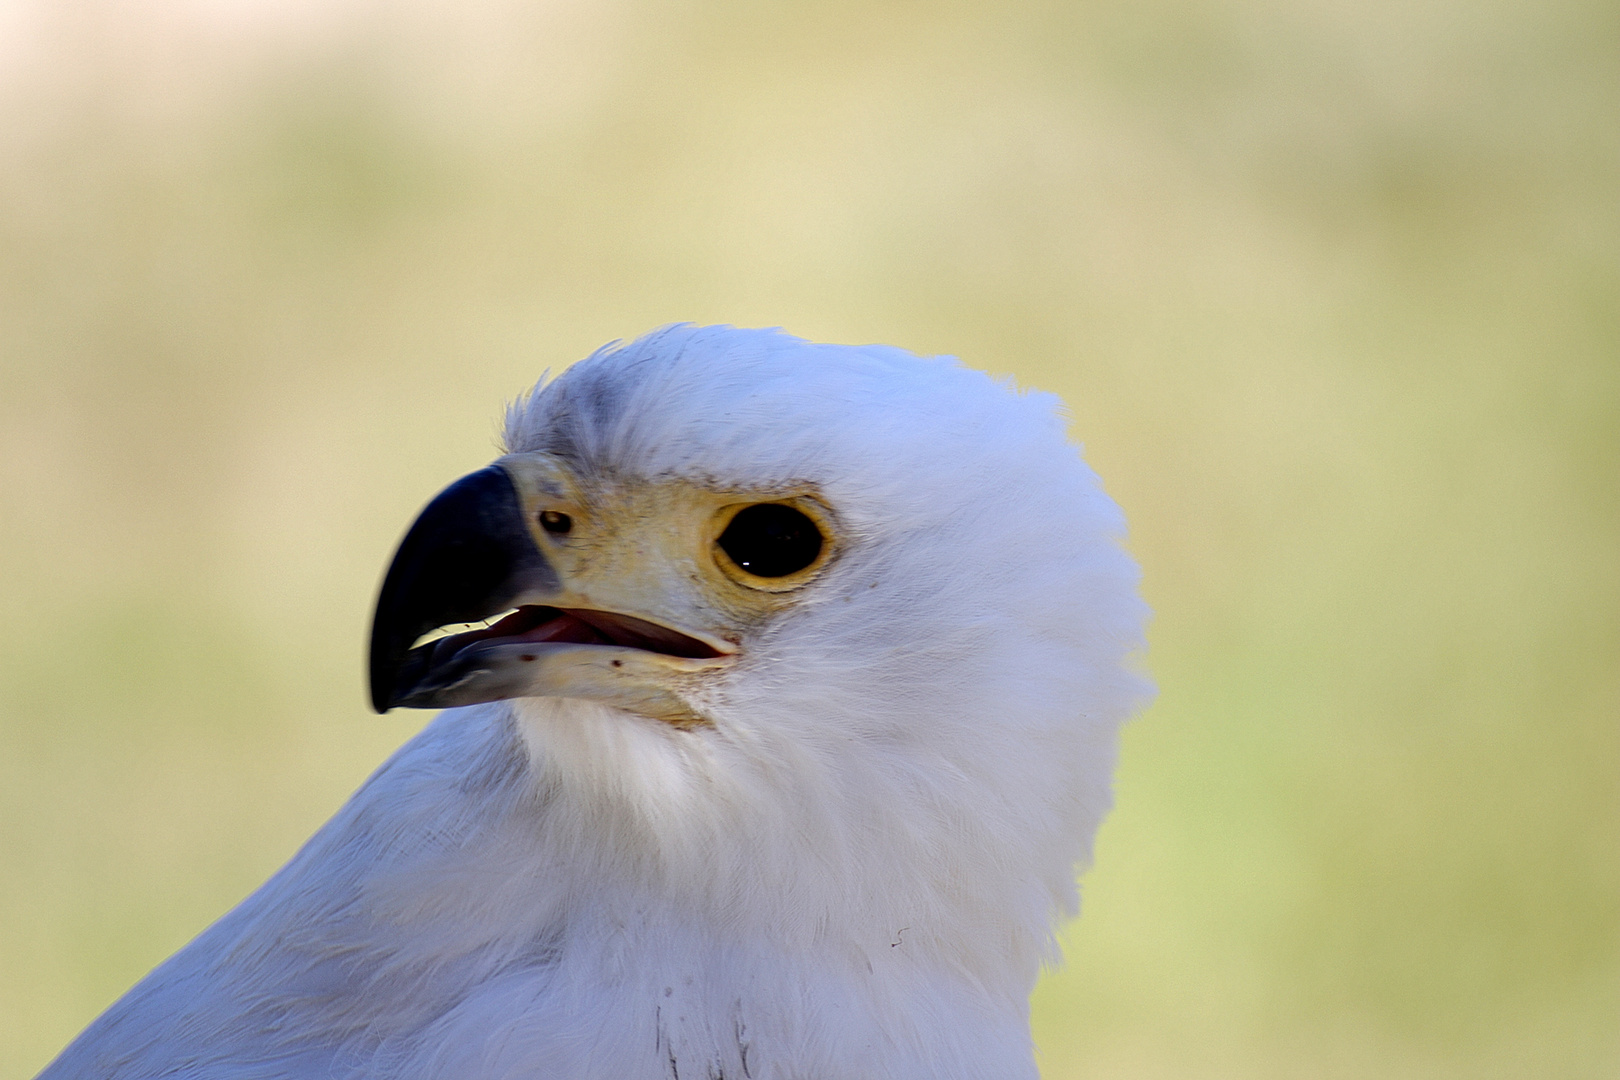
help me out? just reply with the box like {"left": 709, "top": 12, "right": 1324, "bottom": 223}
{"left": 39, "top": 325, "right": 1149, "bottom": 1080}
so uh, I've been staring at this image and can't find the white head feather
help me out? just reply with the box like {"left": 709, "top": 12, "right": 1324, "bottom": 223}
{"left": 41, "top": 325, "right": 1149, "bottom": 1080}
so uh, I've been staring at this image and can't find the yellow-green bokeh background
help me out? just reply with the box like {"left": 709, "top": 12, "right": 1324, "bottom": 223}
{"left": 1, "top": 1, "right": 1614, "bottom": 1076}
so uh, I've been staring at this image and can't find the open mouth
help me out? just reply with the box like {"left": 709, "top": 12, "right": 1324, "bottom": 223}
{"left": 408, "top": 606, "right": 729, "bottom": 676}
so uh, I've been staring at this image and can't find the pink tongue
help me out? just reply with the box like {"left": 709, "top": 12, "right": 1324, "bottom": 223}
{"left": 472, "top": 605, "right": 723, "bottom": 658}
{"left": 498, "top": 610, "right": 613, "bottom": 646}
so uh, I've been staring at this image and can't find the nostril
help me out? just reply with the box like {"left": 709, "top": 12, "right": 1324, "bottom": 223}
{"left": 539, "top": 511, "right": 572, "bottom": 534}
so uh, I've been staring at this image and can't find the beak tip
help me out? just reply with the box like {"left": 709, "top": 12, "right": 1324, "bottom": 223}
{"left": 365, "top": 463, "right": 553, "bottom": 719}
{"left": 368, "top": 647, "right": 396, "bottom": 712}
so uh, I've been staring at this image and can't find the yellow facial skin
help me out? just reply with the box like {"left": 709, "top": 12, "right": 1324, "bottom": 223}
{"left": 491, "top": 453, "right": 840, "bottom": 727}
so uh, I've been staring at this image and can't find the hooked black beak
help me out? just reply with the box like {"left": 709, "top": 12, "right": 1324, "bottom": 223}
{"left": 368, "top": 465, "right": 558, "bottom": 712}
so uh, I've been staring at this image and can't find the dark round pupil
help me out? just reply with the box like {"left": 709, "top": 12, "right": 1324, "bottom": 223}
{"left": 539, "top": 510, "right": 572, "bottom": 534}
{"left": 718, "top": 504, "right": 823, "bottom": 578}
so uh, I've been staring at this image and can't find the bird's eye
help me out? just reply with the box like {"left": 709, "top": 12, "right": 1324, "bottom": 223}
{"left": 718, "top": 504, "right": 824, "bottom": 578}
{"left": 539, "top": 510, "right": 572, "bottom": 534}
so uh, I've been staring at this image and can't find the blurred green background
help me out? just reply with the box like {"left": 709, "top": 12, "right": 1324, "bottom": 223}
{"left": 1, "top": 0, "right": 1614, "bottom": 1076}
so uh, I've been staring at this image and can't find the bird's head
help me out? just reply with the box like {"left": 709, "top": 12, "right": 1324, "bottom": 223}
{"left": 368, "top": 325, "right": 1149, "bottom": 967}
